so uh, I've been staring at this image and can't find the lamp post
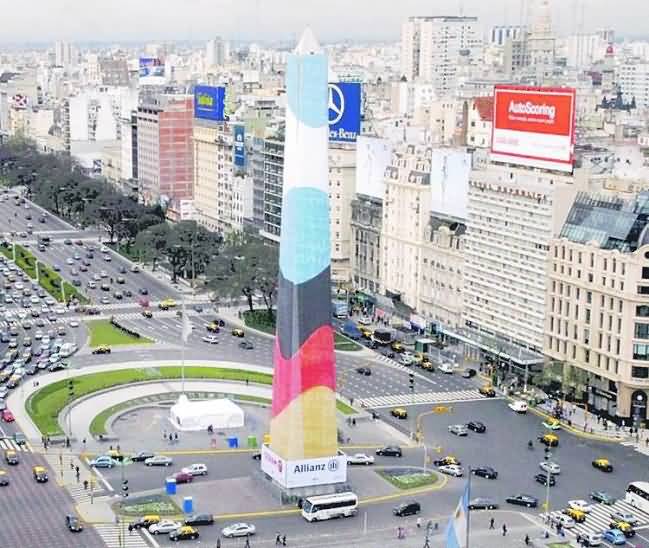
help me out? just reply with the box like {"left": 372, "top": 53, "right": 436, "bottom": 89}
{"left": 543, "top": 447, "right": 554, "bottom": 521}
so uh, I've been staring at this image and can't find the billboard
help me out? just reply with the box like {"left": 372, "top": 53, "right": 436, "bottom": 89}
{"left": 194, "top": 85, "right": 227, "bottom": 121}
{"left": 355, "top": 136, "right": 393, "bottom": 199}
{"left": 139, "top": 57, "right": 164, "bottom": 78}
{"left": 233, "top": 124, "right": 245, "bottom": 167}
{"left": 328, "top": 82, "right": 361, "bottom": 143}
{"left": 490, "top": 85, "right": 576, "bottom": 172}
{"left": 260, "top": 445, "right": 347, "bottom": 489}
{"left": 430, "top": 149, "right": 471, "bottom": 220}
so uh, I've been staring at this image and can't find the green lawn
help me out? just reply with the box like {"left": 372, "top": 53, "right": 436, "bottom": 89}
{"left": 115, "top": 494, "right": 181, "bottom": 517}
{"left": 336, "top": 400, "right": 356, "bottom": 415}
{"left": 0, "top": 243, "right": 87, "bottom": 304}
{"left": 243, "top": 310, "right": 362, "bottom": 351}
{"left": 27, "top": 366, "right": 275, "bottom": 436}
{"left": 378, "top": 470, "right": 438, "bottom": 490}
{"left": 87, "top": 319, "right": 153, "bottom": 347}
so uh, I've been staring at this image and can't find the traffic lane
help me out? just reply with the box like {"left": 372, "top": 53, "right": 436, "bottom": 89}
{"left": 0, "top": 452, "right": 105, "bottom": 548}
{"left": 0, "top": 200, "right": 67, "bottom": 234}
{"left": 388, "top": 399, "right": 646, "bottom": 512}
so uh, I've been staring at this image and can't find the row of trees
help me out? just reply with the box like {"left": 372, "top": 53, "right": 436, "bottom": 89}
{"left": 0, "top": 138, "right": 280, "bottom": 314}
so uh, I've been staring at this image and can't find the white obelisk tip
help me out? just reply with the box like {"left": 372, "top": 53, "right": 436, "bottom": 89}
{"left": 295, "top": 27, "right": 321, "bottom": 55}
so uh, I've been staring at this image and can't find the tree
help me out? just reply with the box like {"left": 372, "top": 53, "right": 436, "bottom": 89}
{"left": 206, "top": 235, "right": 279, "bottom": 317}
{"left": 134, "top": 223, "right": 170, "bottom": 271}
{"left": 162, "top": 221, "right": 221, "bottom": 283}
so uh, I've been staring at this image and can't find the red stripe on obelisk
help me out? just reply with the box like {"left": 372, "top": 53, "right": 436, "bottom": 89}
{"left": 271, "top": 324, "right": 335, "bottom": 418}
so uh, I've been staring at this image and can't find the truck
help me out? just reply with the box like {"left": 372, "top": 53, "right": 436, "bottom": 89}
{"left": 340, "top": 320, "right": 362, "bottom": 340}
{"left": 331, "top": 300, "right": 349, "bottom": 319}
{"left": 371, "top": 328, "right": 394, "bottom": 346}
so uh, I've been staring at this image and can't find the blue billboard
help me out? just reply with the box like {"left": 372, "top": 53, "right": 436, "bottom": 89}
{"left": 139, "top": 57, "right": 164, "bottom": 78}
{"left": 233, "top": 125, "right": 245, "bottom": 167}
{"left": 328, "top": 82, "right": 361, "bottom": 143}
{"left": 194, "top": 85, "right": 227, "bottom": 121}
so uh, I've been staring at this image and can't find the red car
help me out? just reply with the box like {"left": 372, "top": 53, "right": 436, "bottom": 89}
{"left": 2, "top": 409, "right": 15, "bottom": 422}
{"left": 172, "top": 472, "right": 193, "bottom": 484}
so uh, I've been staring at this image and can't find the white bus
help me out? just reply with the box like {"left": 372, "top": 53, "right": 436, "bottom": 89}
{"left": 626, "top": 481, "right": 649, "bottom": 513}
{"left": 301, "top": 492, "right": 358, "bottom": 522}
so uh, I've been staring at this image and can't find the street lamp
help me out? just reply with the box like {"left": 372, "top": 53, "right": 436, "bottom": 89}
{"left": 67, "top": 378, "right": 75, "bottom": 441}
{"left": 543, "top": 446, "right": 555, "bottom": 521}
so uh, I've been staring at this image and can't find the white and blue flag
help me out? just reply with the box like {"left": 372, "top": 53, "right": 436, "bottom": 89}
{"left": 446, "top": 482, "right": 469, "bottom": 548}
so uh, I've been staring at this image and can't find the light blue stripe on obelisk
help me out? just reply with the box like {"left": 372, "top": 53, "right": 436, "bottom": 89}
{"left": 286, "top": 53, "right": 328, "bottom": 128}
{"left": 279, "top": 187, "right": 330, "bottom": 285}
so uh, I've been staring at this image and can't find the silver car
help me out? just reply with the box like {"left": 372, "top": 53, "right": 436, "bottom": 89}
{"left": 448, "top": 424, "right": 469, "bottom": 436}
{"left": 145, "top": 455, "right": 173, "bottom": 467}
{"left": 539, "top": 461, "right": 560, "bottom": 474}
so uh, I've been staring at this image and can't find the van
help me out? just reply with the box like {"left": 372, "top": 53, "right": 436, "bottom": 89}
{"left": 508, "top": 400, "right": 528, "bottom": 413}
{"left": 393, "top": 501, "right": 421, "bottom": 517}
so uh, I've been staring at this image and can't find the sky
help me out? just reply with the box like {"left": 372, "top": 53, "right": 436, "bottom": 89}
{"left": 0, "top": 0, "right": 645, "bottom": 44}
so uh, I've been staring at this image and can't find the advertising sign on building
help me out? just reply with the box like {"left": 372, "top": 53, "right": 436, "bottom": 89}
{"left": 490, "top": 85, "right": 576, "bottom": 172}
{"left": 139, "top": 58, "right": 165, "bottom": 78}
{"left": 233, "top": 124, "right": 245, "bottom": 167}
{"left": 328, "top": 82, "right": 362, "bottom": 143}
{"left": 194, "top": 85, "right": 227, "bottom": 121}
{"left": 260, "top": 445, "right": 347, "bottom": 489}
{"left": 355, "top": 136, "right": 393, "bottom": 199}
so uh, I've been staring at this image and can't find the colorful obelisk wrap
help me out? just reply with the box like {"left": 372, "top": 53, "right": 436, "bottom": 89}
{"left": 269, "top": 29, "right": 337, "bottom": 461}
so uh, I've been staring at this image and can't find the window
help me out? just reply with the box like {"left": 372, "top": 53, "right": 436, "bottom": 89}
{"left": 643, "top": 267, "right": 649, "bottom": 280}
{"left": 639, "top": 286, "right": 649, "bottom": 295}
{"left": 585, "top": 309, "right": 591, "bottom": 324}
{"left": 634, "top": 343, "right": 649, "bottom": 361}
{"left": 636, "top": 324, "right": 649, "bottom": 339}
{"left": 638, "top": 306, "right": 649, "bottom": 317}
{"left": 632, "top": 366, "right": 649, "bottom": 378}
{"left": 587, "top": 291, "right": 592, "bottom": 304}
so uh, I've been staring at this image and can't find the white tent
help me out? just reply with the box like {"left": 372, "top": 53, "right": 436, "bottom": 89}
{"left": 169, "top": 395, "right": 245, "bottom": 431}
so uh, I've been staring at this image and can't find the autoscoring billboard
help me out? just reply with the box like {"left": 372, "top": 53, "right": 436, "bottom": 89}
{"left": 490, "top": 85, "right": 576, "bottom": 172}
{"left": 194, "top": 85, "right": 227, "bottom": 121}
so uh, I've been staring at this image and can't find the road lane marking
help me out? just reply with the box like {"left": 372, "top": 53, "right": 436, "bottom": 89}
{"left": 84, "top": 459, "right": 114, "bottom": 491}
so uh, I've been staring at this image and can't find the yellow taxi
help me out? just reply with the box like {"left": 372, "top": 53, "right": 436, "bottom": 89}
{"left": 479, "top": 385, "right": 496, "bottom": 398}
{"left": 563, "top": 508, "right": 586, "bottom": 523}
{"left": 158, "top": 298, "right": 177, "bottom": 310}
{"left": 359, "top": 327, "right": 373, "bottom": 339}
{"left": 32, "top": 465, "right": 48, "bottom": 483}
{"left": 434, "top": 455, "right": 461, "bottom": 466}
{"left": 141, "top": 310, "right": 153, "bottom": 319}
{"left": 538, "top": 433, "right": 559, "bottom": 447}
{"left": 391, "top": 341, "right": 404, "bottom": 353}
{"left": 543, "top": 418, "right": 561, "bottom": 430}
{"left": 609, "top": 520, "right": 636, "bottom": 537}
{"left": 391, "top": 407, "right": 408, "bottom": 419}
{"left": 592, "top": 458, "right": 613, "bottom": 472}
{"left": 0, "top": 469, "right": 9, "bottom": 486}
{"left": 5, "top": 449, "right": 18, "bottom": 465}
{"left": 107, "top": 449, "right": 125, "bottom": 462}
{"left": 91, "top": 345, "right": 111, "bottom": 355}
{"left": 206, "top": 322, "right": 220, "bottom": 333}
{"left": 170, "top": 525, "right": 199, "bottom": 541}
{"left": 231, "top": 328, "right": 245, "bottom": 337}
{"left": 421, "top": 359, "right": 435, "bottom": 371}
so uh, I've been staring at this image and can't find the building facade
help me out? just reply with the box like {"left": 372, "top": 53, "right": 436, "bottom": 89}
{"left": 546, "top": 191, "right": 649, "bottom": 421}
{"left": 351, "top": 195, "right": 382, "bottom": 295}
{"left": 329, "top": 146, "right": 356, "bottom": 284}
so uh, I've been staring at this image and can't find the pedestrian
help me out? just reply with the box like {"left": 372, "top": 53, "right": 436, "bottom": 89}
{"left": 58, "top": 454, "right": 63, "bottom": 466}
{"left": 416, "top": 517, "right": 422, "bottom": 528}
{"left": 70, "top": 460, "right": 75, "bottom": 471}
{"left": 174, "top": 432, "right": 178, "bottom": 442}
{"left": 502, "top": 524, "right": 507, "bottom": 536}
{"left": 525, "top": 534, "right": 530, "bottom": 545}
{"left": 163, "top": 429, "right": 167, "bottom": 440}
{"left": 489, "top": 517, "right": 495, "bottom": 529}
{"left": 216, "top": 538, "right": 221, "bottom": 548}
{"left": 83, "top": 479, "right": 88, "bottom": 490}
{"left": 352, "top": 418, "right": 356, "bottom": 426}
{"left": 116, "top": 444, "right": 120, "bottom": 452}
{"left": 246, "top": 378, "right": 249, "bottom": 386}
{"left": 245, "top": 535, "right": 250, "bottom": 548}
{"left": 109, "top": 445, "right": 113, "bottom": 451}
{"left": 282, "top": 534, "right": 286, "bottom": 546}
{"left": 276, "top": 533, "right": 281, "bottom": 545}
{"left": 75, "top": 469, "right": 80, "bottom": 482}
{"left": 128, "top": 523, "right": 133, "bottom": 534}
{"left": 75, "top": 465, "right": 79, "bottom": 475}
{"left": 168, "top": 433, "right": 173, "bottom": 443}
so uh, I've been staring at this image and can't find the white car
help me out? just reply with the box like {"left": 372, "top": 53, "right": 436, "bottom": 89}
{"left": 439, "top": 362, "right": 455, "bottom": 374}
{"left": 400, "top": 352, "right": 414, "bottom": 366}
{"left": 221, "top": 523, "right": 256, "bottom": 538}
{"left": 30, "top": 296, "right": 39, "bottom": 304}
{"left": 508, "top": 400, "right": 528, "bottom": 413}
{"left": 69, "top": 320, "right": 79, "bottom": 328}
{"left": 346, "top": 453, "right": 375, "bottom": 465}
{"left": 568, "top": 499, "right": 593, "bottom": 513}
{"left": 550, "top": 514, "right": 575, "bottom": 529}
{"left": 54, "top": 306, "right": 65, "bottom": 315}
{"left": 358, "top": 316, "right": 372, "bottom": 325}
{"left": 45, "top": 297, "right": 55, "bottom": 306}
{"left": 99, "top": 271, "right": 108, "bottom": 278}
{"left": 148, "top": 520, "right": 181, "bottom": 535}
{"left": 202, "top": 335, "right": 219, "bottom": 344}
{"left": 438, "top": 464, "right": 464, "bottom": 477}
{"left": 181, "top": 463, "right": 208, "bottom": 476}
{"left": 539, "top": 461, "right": 560, "bottom": 474}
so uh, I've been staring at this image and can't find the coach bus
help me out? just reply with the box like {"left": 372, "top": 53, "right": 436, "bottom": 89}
{"left": 301, "top": 492, "right": 358, "bottom": 522}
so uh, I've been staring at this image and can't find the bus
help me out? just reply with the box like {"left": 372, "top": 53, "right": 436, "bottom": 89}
{"left": 301, "top": 492, "right": 358, "bottom": 522}
{"left": 626, "top": 482, "right": 649, "bottom": 513}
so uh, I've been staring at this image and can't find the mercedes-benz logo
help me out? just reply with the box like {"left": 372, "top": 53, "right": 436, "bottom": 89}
{"left": 328, "top": 84, "right": 345, "bottom": 125}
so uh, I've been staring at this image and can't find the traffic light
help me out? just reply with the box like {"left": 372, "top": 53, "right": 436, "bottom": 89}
{"left": 121, "top": 479, "right": 129, "bottom": 498}
{"left": 68, "top": 379, "right": 74, "bottom": 398}
{"left": 409, "top": 373, "right": 415, "bottom": 392}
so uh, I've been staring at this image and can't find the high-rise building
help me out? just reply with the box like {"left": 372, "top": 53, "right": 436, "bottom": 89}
{"left": 136, "top": 95, "right": 194, "bottom": 206}
{"left": 206, "top": 37, "right": 227, "bottom": 68}
{"left": 329, "top": 147, "right": 356, "bottom": 284}
{"left": 490, "top": 25, "right": 525, "bottom": 46}
{"left": 54, "top": 41, "right": 73, "bottom": 67}
{"left": 546, "top": 191, "right": 649, "bottom": 422}
{"left": 526, "top": 0, "right": 556, "bottom": 79}
{"left": 618, "top": 63, "right": 649, "bottom": 109}
{"left": 400, "top": 16, "right": 482, "bottom": 95}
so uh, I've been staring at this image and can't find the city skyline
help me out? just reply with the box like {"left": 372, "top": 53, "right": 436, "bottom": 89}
{"left": 1, "top": 0, "right": 646, "bottom": 44}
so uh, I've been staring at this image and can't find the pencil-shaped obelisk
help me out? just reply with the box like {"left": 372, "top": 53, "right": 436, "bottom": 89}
{"left": 269, "top": 28, "right": 337, "bottom": 460}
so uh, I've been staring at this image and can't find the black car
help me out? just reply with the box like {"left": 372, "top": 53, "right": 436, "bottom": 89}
{"left": 462, "top": 368, "right": 477, "bottom": 378}
{"left": 468, "top": 498, "right": 499, "bottom": 510}
{"left": 131, "top": 451, "right": 155, "bottom": 462}
{"left": 356, "top": 367, "right": 372, "bottom": 376}
{"left": 183, "top": 513, "right": 214, "bottom": 526}
{"left": 472, "top": 466, "right": 498, "bottom": 479}
{"left": 251, "top": 452, "right": 261, "bottom": 460}
{"left": 139, "top": 288, "right": 149, "bottom": 295}
{"left": 376, "top": 445, "right": 402, "bottom": 457}
{"left": 393, "top": 501, "right": 420, "bottom": 516}
{"left": 506, "top": 494, "right": 538, "bottom": 508}
{"left": 466, "top": 421, "right": 486, "bottom": 433}
{"left": 65, "top": 515, "right": 84, "bottom": 532}
{"left": 238, "top": 340, "right": 254, "bottom": 350}
{"left": 534, "top": 473, "right": 556, "bottom": 486}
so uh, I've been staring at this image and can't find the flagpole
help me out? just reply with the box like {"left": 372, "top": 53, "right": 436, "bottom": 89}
{"left": 181, "top": 295, "right": 185, "bottom": 395}
{"left": 466, "top": 467, "right": 472, "bottom": 548}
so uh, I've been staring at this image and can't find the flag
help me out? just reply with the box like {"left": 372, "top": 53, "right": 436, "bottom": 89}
{"left": 181, "top": 307, "right": 192, "bottom": 343}
{"left": 446, "top": 482, "right": 469, "bottom": 548}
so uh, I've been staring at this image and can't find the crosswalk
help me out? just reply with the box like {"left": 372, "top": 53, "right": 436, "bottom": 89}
{"left": 66, "top": 482, "right": 105, "bottom": 505}
{"left": 542, "top": 499, "right": 649, "bottom": 539}
{"left": 93, "top": 524, "right": 150, "bottom": 548}
{"left": 0, "top": 438, "right": 33, "bottom": 452}
{"left": 359, "top": 389, "right": 498, "bottom": 408}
